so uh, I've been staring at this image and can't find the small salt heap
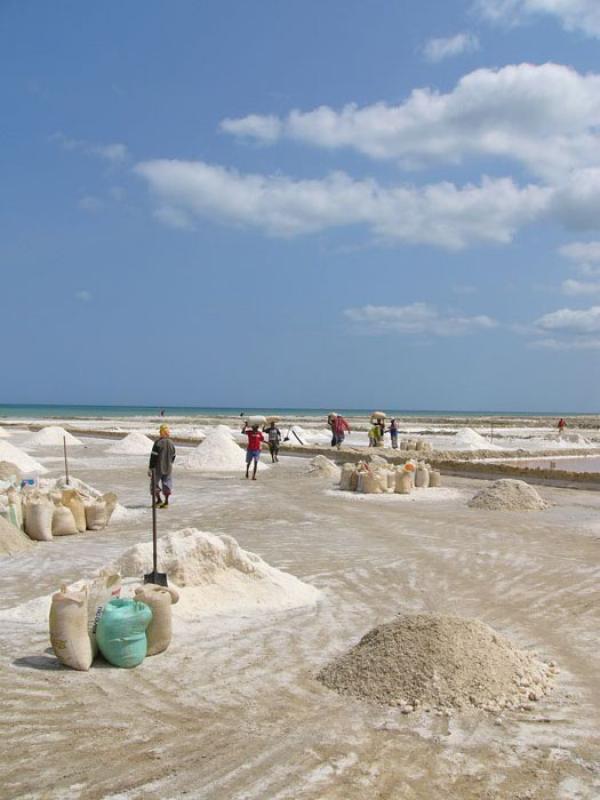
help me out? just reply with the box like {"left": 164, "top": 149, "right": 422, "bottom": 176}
{"left": 0, "top": 441, "right": 47, "bottom": 474}
{"left": 307, "top": 455, "right": 340, "bottom": 480}
{"left": 108, "top": 432, "right": 154, "bottom": 455}
{"left": 25, "top": 426, "right": 83, "bottom": 447}
{"left": 468, "top": 479, "right": 548, "bottom": 511}
{"left": 183, "top": 425, "right": 263, "bottom": 472}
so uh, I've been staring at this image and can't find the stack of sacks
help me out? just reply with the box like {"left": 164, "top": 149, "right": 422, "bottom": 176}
{"left": 49, "top": 572, "right": 178, "bottom": 671}
{"left": 338, "top": 461, "right": 442, "bottom": 495}
{"left": 399, "top": 439, "right": 432, "bottom": 453}
{"left": 2, "top": 477, "right": 119, "bottom": 542}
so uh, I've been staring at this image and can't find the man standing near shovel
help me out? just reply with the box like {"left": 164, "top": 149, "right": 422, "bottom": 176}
{"left": 148, "top": 424, "right": 176, "bottom": 508}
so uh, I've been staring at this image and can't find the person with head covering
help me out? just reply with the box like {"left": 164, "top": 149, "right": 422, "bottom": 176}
{"left": 242, "top": 422, "right": 265, "bottom": 480}
{"left": 148, "top": 424, "right": 176, "bottom": 508}
{"left": 387, "top": 418, "right": 399, "bottom": 449}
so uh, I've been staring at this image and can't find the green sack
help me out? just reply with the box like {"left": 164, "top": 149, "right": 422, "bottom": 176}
{"left": 96, "top": 598, "right": 152, "bottom": 668}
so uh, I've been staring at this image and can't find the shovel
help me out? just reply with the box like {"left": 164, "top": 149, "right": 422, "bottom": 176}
{"left": 144, "top": 472, "right": 168, "bottom": 587}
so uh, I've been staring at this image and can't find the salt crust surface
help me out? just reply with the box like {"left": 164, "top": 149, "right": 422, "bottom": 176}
{"left": 107, "top": 431, "right": 153, "bottom": 455}
{"left": 182, "top": 426, "right": 266, "bottom": 472}
{"left": 24, "top": 426, "right": 83, "bottom": 447}
{"left": 113, "top": 528, "right": 318, "bottom": 617}
{"left": 0, "top": 441, "right": 47, "bottom": 474}
{"left": 468, "top": 479, "right": 549, "bottom": 511}
{"left": 0, "top": 427, "right": 10, "bottom": 439}
{"left": 318, "top": 613, "right": 555, "bottom": 713}
{"left": 307, "top": 455, "right": 341, "bottom": 479}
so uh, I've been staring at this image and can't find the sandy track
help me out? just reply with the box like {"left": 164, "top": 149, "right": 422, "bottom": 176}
{"left": 0, "top": 446, "right": 599, "bottom": 799}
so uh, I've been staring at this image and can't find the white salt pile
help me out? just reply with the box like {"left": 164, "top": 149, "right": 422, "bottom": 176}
{"left": 468, "top": 479, "right": 549, "bottom": 511}
{"left": 307, "top": 455, "right": 341, "bottom": 480}
{"left": 454, "top": 428, "right": 501, "bottom": 451}
{"left": 0, "top": 515, "right": 35, "bottom": 557}
{"left": 113, "top": 527, "right": 319, "bottom": 616}
{"left": 107, "top": 431, "right": 153, "bottom": 455}
{"left": 24, "top": 426, "right": 83, "bottom": 447}
{"left": 183, "top": 425, "right": 265, "bottom": 472}
{"left": 318, "top": 614, "right": 556, "bottom": 713}
{"left": 0, "top": 441, "right": 47, "bottom": 474}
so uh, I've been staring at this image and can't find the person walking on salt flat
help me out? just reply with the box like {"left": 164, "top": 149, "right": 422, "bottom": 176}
{"left": 263, "top": 421, "right": 282, "bottom": 463}
{"left": 148, "top": 424, "right": 176, "bottom": 508}
{"left": 242, "top": 423, "right": 265, "bottom": 480}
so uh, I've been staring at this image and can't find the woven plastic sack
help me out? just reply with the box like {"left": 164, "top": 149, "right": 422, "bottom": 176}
{"left": 339, "top": 463, "right": 354, "bottom": 491}
{"left": 52, "top": 505, "right": 78, "bottom": 536}
{"left": 49, "top": 585, "right": 93, "bottom": 671}
{"left": 61, "top": 490, "right": 87, "bottom": 532}
{"left": 429, "top": 470, "right": 441, "bottom": 488}
{"left": 134, "top": 584, "right": 176, "bottom": 656}
{"left": 395, "top": 472, "right": 412, "bottom": 495}
{"left": 85, "top": 498, "right": 107, "bottom": 531}
{"left": 96, "top": 598, "right": 152, "bottom": 668}
{"left": 415, "top": 466, "right": 430, "bottom": 488}
{"left": 24, "top": 497, "right": 53, "bottom": 541}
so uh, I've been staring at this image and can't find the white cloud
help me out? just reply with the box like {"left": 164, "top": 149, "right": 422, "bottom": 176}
{"left": 344, "top": 303, "right": 497, "bottom": 336}
{"left": 423, "top": 32, "right": 480, "bottom": 62}
{"left": 476, "top": 0, "right": 600, "bottom": 39}
{"left": 220, "top": 63, "right": 600, "bottom": 181}
{"left": 534, "top": 305, "right": 600, "bottom": 334}
{"left": 559, "top": 240, "right": 600, "bottom": 274}
{"left": 220, "top": 114, "right": 282, "bottom": 142}
{"left": 53, "top": 132, "right": 128, "bottom": 163}
{"left": 561, "top": 278, "right": 600, "bottom": 295}
{"left": 75, "top": 290, "right": 92, "bottom": 302}
{"left": 134, "top": 159, "right": 550, "bottom": 249}
{"left": 529, "top": 304, "right": 600, "bottom": 348}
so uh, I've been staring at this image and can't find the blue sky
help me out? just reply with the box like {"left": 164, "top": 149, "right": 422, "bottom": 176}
{"left": 2, "top": 0, "right": 600, "bottom": 412}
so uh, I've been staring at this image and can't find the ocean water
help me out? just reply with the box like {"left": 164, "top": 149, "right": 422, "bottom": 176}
{"left": 0, "top": 403, "right": 593, "bottom": 420}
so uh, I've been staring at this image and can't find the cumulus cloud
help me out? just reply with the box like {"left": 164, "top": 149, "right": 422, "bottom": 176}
{"left": 530, "top": 304, "right": 600, "bottom": 347}
{"left": 423, "top": 32, "right": 480, "bottom": 62}
{"left": 78, "top": 195, "right": 103, "bottom": 212}
{"left": 134, "top": 159, "right": 550, "bottom": 249}
{"left": 476, "top": 0, "right": 600, "bottom": 39}
{"left": 559, "top": 240, "right": 600, "bottom": 274}
{"left": 52, "top": 132, "right": 128, "bottom": 163}
{"left": 220, "top": 63, "right": 600, "bottom": 181}
{"left": 344, "top": 303, "right": 497, "bottom": 336}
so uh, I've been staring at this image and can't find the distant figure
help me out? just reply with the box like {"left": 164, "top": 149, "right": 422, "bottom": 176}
{"left": 329, "top": 414, "right": 350, "bottom": 450}
{"left": 558, "top": 418, "right": 566, "bottom": 435}
{"left": 369, "top": 422, "right": 383, "bottom": 448}
{"left": 159, "top": 408, "right": 166, "bottom": 418}
{"left": 242, "top": 423, "right": 264, "bottom": 480}
{"left": 148, "top": 424, "right": 176, "bottom": 508}
{"left": 263, "top": 421, "right": 282, "bottom": 463}
{"left": 388, "top": 418, "right": 399, "bottom": 449}
{"left": 240, "top": 411, "right": 245, "bottom": 417}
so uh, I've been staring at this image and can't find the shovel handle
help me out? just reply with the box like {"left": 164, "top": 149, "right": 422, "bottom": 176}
{"left": 151, "top": 471, "right": 158, "bottom": 575}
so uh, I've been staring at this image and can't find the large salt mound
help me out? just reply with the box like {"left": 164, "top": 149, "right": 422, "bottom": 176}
{"left": 307, "top": 455, "right": 341, "bottom": 480}
{"left": 468, "top": 479, "right": 549, "bottom": 511}
{"left": 0, "top": 516, "right": 35, "bottom": 557}
{"left": 318, "top": 614, "right": 555, "bottom": 713}
{"left": 183, "top": 425, "right": 265, "bottom": 472}
{"left": 453, "top": 427, "right": 501, "bottom": 451}
{"left": 108, "top": 432, "right": 153, "bottom": 455}
{"left": 113, "top": 527, "right": 319, "bottom": 615}
{"left": 24, "top": 426, "right": 83, "bottom": 447}
{"left": 0, "top": 441, "right": 46, "bottom": 474}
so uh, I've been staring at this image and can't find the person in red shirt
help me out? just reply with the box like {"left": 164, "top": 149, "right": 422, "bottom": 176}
{"left": 557, "top": 418, "right": 566, "bottom": 435}
{"left": 242, "top": 423, "right": 265, "bottom": 480}
{"left": 328, "top": 413, "right": 351, "bottom": 450}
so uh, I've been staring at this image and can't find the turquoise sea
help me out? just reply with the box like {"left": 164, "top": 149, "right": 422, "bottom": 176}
{"left": 0, "top": 404, "right": 593, "bottom": 419}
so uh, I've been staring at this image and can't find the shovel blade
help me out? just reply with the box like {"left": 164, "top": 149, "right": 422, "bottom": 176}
{"left": 144, "top": 571, "right": 168, "bottom": 587}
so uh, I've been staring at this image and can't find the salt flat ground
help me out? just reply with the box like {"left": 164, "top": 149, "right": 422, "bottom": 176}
{"left": 0, "top": 438, "right": 599, "bottom": 799}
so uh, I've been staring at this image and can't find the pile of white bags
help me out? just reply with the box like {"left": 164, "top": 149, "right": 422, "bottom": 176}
{"left": 338, "top": 461, "right": 442, "bottom": 495}
{"left": 0, "top": 478, "right": 118, "bottom": 543}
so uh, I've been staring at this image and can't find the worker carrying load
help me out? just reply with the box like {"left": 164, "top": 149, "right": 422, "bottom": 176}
{"left": 242, "top": 422, "right": 264, "bottom": 480}
{"left": 368, "top": 422, "right": 383, "bottom": 448}
{"left": 148, "top": 425, "right": 176, "bottom": 508}
{"left": 263, "top": 420, "right": 282, "bottom": 463}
